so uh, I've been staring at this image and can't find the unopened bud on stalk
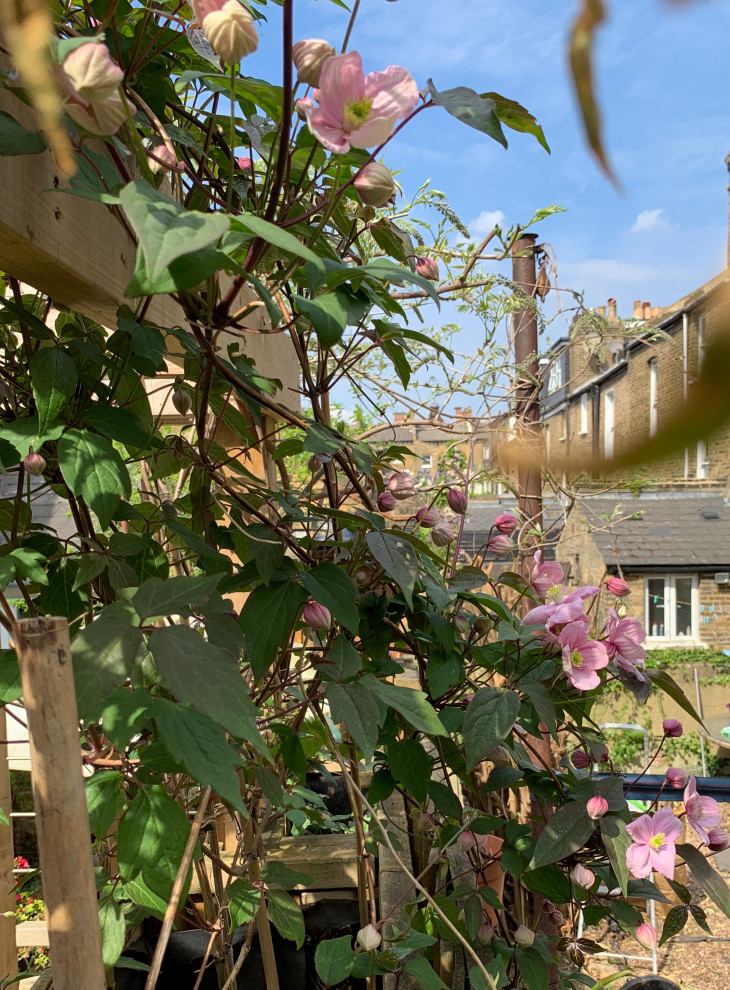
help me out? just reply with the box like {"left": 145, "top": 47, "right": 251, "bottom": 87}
{"left": 172, "top": 386, "right": 192, "bottom": 416}
{"left": 494, "top": 512, "right": 518, "bottom": 535}
{"left": 606, "top": 575, "right": 630, "bottom": 596}
{"left": 387, "top": 471, "right": 415, "bottom": 500}
{"left": 354, "top": 162, "right": 396, "bottom": 207}
{"left": 417, "top": 811, "right": 435, "bottom": 831}
{"left": 456, "top": 830, "right": 476, "bottom": 852}
{"left": 201, "top": 0, "right": 258, "bottom": 63}
{"left": 357, "top": 924, "right": 381, "bottom": 952}
{"left": 302, "top": 600, "right": 331, "bottom": 631}
{"left": 586, "top": 795, "right": 609, "bottom": 819}
{"left": 487, "top": 533, "right": 512, "bottom": 555}
{"left": 62, "top": 41, "right": 124, "bottom": 102}
{"left": 415, "top": 256, "right": 439, "bottom": 281}
{"left": 473, "top": 615, "right": 494, "bottom": 638}
{"left": 148, "top": 143, "right": 180, "bottom": 173}
{"left": 635, "top": 923, "right": 657, "bottom": 950}
{"left": 663, "top": 718, "right": 683, "bottom": 738}
{"left": 513, "top": 925, "right": 535, "bottom": 947}
{"left": 23, "top": 449, "right": 46, "bottom": 477}
{"left": 708, "top": 827, "right": 730, "bottom": 852}
{"left": 665, "top": 767, "right": 687, "bottom": 789}
{"left": 477, "top": 921, "right": 493, "bottom": 944}
{"left": 292, "top": 38, "right": 335, "bottom": 87}
{"left": 447, "top": 488, "right": 468, "bottom": 514}
{"left": 377, "top": 490, "right": 397, "bottom": 512}
{"left": 431, "top": 521, "right": 456, "bottom": 547}
{"left": 451, "top": 612, "right": 469, "bottom": 635}
{"left": 570, "top": 864, "right": 595, "bottom": 889}
{"left": 415, "top": 506, "right": 440, "bottom": 528}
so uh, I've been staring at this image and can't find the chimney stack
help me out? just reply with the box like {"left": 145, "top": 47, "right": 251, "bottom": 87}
{"left": 394, "top": 412, "right": 406, "bottom": 424}
{"left": 633, "top": 299, "right": 642, "bottom": 319}
{"left": 598, "top": 305, "right": 606, "bottom": 317}
{"left": 643, "top": 301, "right": 651, "bottom": 319}
{"left": 454, "top": 406, "right": 463, "bottom": 418}
{"left": 652, "top": 306, "right": 661, "bottom": 318}
{"left": 608, "top": 298, "right": 617, "bottom": 320}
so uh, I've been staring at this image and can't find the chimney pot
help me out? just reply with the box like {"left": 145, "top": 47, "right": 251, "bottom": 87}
{"left": 608, "top": 298, "right": 617, "bottom": 320}
{"left": 598, "top": 305, "right": 606, "bottom": 316}
{"left": 643, "top": 301, "right": 651, "bottom": 319}
{"left": 454, "top": 406, "right": 462, "bottom": 417}
{"left": 633, "top": 299, "right": 642, "bottom": 318}
{"left": 463, "top": 406, "right": 472, "bottom": 418}
{"left": 652, "top": 306, "right": 661, "bottom": 317}
{"left": 394, "top": 412, "right": 405, "bottom": 424}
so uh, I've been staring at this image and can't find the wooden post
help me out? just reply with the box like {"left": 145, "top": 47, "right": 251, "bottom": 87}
{"left": 0, "top": 708, "right": 17, "bottom": 985}
{"left": 15, "top": 617, "right": 105, "bottom": 990}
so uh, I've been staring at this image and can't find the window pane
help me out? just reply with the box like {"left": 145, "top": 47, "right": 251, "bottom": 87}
{"left": 675, "top": 577, "right": 693, "bottom": 637}
{"left": 648, "top": 578, "right": 666, "bottom": 636}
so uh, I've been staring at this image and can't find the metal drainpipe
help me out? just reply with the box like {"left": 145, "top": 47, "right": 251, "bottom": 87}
{"left": 591, "top": 383, "right": 600, "bottom": 466}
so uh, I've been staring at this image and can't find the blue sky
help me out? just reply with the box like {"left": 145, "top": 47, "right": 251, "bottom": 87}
{"left": 244, "top": 0, "right": 730, "bottom": 394}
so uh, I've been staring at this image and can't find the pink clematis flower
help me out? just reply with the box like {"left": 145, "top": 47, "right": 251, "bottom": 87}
{"left": 301, "top": 52, "right": 419, "bottom": 154}
{"left": 602, "top": 609, "right": 647, "bottom": 671}
{"left": 626, "top": 806, "right": 682, "bottom": 880}
{"left": 684, "top": 775, "right": 722, "bottom": 844}
{"left": 558, "top": 619, "right": 609, "bottom": 691}
{"left": 529, "top": 550, "right": 564, "bottom": 599}
{"left": 523, "top": 585, "right": 599, "bottom": 630}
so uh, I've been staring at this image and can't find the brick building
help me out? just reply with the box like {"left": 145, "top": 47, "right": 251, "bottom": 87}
{"left": 556, "top": 492, "right": 730, "bottom": 650}
{"left": 541, "top": 274, "right": 730, "bottom": 485}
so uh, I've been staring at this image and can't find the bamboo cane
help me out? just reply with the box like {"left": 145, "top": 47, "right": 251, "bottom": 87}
{"left": 0, "top": 708, "right": 17, "bottom": 985}
{"left": 15, "top": 616, "right": 105, "bottom": 990}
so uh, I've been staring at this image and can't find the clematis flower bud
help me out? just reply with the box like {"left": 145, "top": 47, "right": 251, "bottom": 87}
{"left": 456, "top": 830, "right": 476, "bottom": 852}
{"left": 473, "top": 616, "right": 494, "bottom": 638}
{"left": 586, "top": 795, "right": 608, "bottom": 820}
{"left": 487, "top": 534, "right": 512, "bottom": 555}
{"left": 513, "top": 925, "right": 535, "bottom": 947}
{"left": 415, "top": 506, "right": 439, "bottom": 528}
{"left": 708, "top": 827, "right": 730, "bottom": 852}
{"left": 149, "top": 144, "right": 180, "bottom": 174}
{"left": 292, "top": 38, "right": 336, "bottom": 87}
{"left": 570, "top": 864, "right": 594, "bottom": 889}
{"left": 665, "top": 767, "right": 687, "bottom": 789}
{"left": 417, "top": 811, "right": 435, "bottom": 831}
{"left": 550, "top": 909, "right": 564, "bottom": 925}
{"left": 295, "top": 96, "right": 314, "bottom": 120}
{"left": 447, "top": 488, "right": 468, "bottom": 515}
{"left": 237, "top": 156, "right": 253, "bottom": 170}
{"left": 65, "top": 93, "right": 128, "bottom": 136}
{"left": 663, "top": 718, "right": 683, "bottom": 738}
{"left": 415, "top": 256, "right": 439, "bottom": 281}
{"left": 202, "top": 0, "right": 258, "bottom": 63}
{"left": 387, "top": 471, "right": 415, "bottom": 500}
{"left": 354, "top": 162, "right": 396, "bottom": 207}
{"left": 571, "top": 749, "right": 589, "bottom": 770}
{"left": 172, "top": 386, "right": 192, "bottom": 416}
{"left": 431, "top": 521, "right": 456, "bottom": 547}
{"left": 599, "top": 745, "right": 610, "bottom": 764}
{"left": 495, "top": 512, "right": 518, "bottom": 535}
{"left": 357, "top": 924, "right": 381, "bottom": 952}
{"left": 377, "top": 490, "right": 397, "bottom": 512}
{"left": 62, "top": 42, "right": 123, "bottom": 103}
{"left": 477, "top": 921, "right": 493, "bottom": 944}
{"left": 23, "top": 449, "right": 45, "bottom": 477}
{"left": 485, "top": 746, "right": 510, "bottom": 766}
{"left": 451, "top": 612, "right": 469, "bottom": 635}
{"left": 606, "top": 576, "right": 630, "bottom": 597}
{"left": 302, "top": 600, "right": 331, "bottom": 631}
{"left": 635, "top": 922, "right": 657, "bottom": 950}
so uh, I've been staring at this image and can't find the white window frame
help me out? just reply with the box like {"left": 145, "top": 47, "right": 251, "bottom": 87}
{"left": 696, "top": 438, "right": 709, "bottom": 480}
{"left": 698, "top": 314, "right": 706, "bottom": 374}
{"left": 548, "top": 359, "right": 563, "bottom": 393}
{"left": 644, "top": 574, "right": 699, "bottom": 646}
{"left": 420, "top": 454, "right": 432, "bottom": 472}
{"left": 482, "top": 444, "right": 490, "bottom": 464}
{"left": 648, "top": 358, "right": 658, "bottom": 437}
{"left": 603, "top": 390, "right": 615, "bottom": 459}
{"left": 579, "top": 393, "right": 588, "bottom": 435}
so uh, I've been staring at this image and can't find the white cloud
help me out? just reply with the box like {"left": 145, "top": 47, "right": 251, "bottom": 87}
{"left": 631, "top": 209, "right": 668, "bottom": 233}
{"left": 468, "top": 209, "right": 506, "bottom": 238}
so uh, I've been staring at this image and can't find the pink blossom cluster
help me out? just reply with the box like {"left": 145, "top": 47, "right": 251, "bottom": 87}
{"left": 523, "top": 551, "right": 647, "bottom": 691}
{"left": 625, "top": 774, "right": 726, "bottom": 880}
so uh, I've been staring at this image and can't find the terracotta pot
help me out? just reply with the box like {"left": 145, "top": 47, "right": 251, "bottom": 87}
{"left": 475, "top": 834, "right": 504, "bottom": 925}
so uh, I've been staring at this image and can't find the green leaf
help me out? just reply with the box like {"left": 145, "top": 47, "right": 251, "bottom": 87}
{"left": 522, "top": 865, "right": 571, "bottom": 903}
{"left": 86, "top": 771, "right": 125, "bottom": 840}
{"left": 404, "top": 957, "right": 449, "bottom": 990}
{"left": 463, "top": 687, "right": 521, "bottom": 770}
{"left": 71, "top": 603, "right": 144, "bottom": 720}
{"left": 520, "top": 681, "right": 557, "bottom": 737}
{"left": 72, "top": 553, "right": 108, "bottom": 590}
{"left": 116, "top": 957, "right": 151, "bottom": 973}
{"left": 57, "top": 429, "right": 131, "bottom": 528}
{"left": 294, "top": 288, "right": 369, "bottom": 349}
{"left": 0, "top": 807, "right": 9, "bottom": 826}
{"left": 315, "top": 935, "right": 356, "bottom": 986}
{"left": 149, "top": 625, "right": 264, "bottom": 748}
{"left": 84, "top": 404, "right": 159, "bottom": 451}
{"left": 132, "top": 574, "right": 225, "bottom": 621}
{"left": 388, "top": 738, "right": 431, "bottom": 803}
{"left": 0, "top": 110, "right": 45, "bottom": 155}
{"left": 302, "top": 564, "right": 360, "bottom": 634}
{"left": 266, "top": 887, "right": 305, "bottom": 948}
{"left": 568, "top": 0, "right": 615, "bottom": 182}
{"left": 36, "top": 557, "right": 86, "bottom": 621}
{"left": 600, "top": 815, "right": 631, "bottom": 896}
{"left": 322, "top": 636, "right": 362, "bottom": 682}
{"left": 665, "top": 877, "right": 691, "bottom": 905}
{"left": 0, "top": 651, "right": 22, "bottom": 705}
{"left": 646, "top": 669, "right": 704, "bottom": 727}
{"left": 227, "top": 878, "right": 261, "bottom": 930}
{"left": 100, "top": 687, "right": 150, "bottom": 750}
{"left": 99, "top": 895, "right": 125, "bottom": 969}
{"left": 0, "top": 416, "right": 62, "bottom": 458}
{"left": 261, "top": 862, "right": 314, "bottom": 888}
{"left": 659, "top": 905, "right": 688, "bottom": 946}
{"left": 240, "top": 580, "right": 307, "bottom": 680}
{"left": 30, "top": 347, "right": 78, "bottom": 434}
{"left": 326, "top": 681, "right": 380, "bottom": 760}
{"left": 119, "top": 180, "right": 230, "bottom": 295}
{"left": 153, "top": 699, "right": 244, "bottom": 811}
{"left": 679, "top": 842, "right": 730, "bottom": 920}
{"left": 118, "top": 785, "right": 191, "bottom": 900}
{"left": 689, "top": 903, "right": 712, "bottom": 935}
{"left": 482, "top": 92, "right": 550, "bottom": 152}
{"left": 370, "top": 220, "right": 417, "bottom": 266}
{"left": 362, "top": 675, "right": 447, "bottom": 737}
{"left": 529, "top": 802, "right": 595, "bottom": 870}
{"left": 233, "top": 212, "right": 324, "bottom": 267}
{"left": 426, "top": 779, "right": 462, "bottom": 820}
{"left": 121, "top": 877, "right": 168, "bottom": 920}
{"left": 366, "top": 531, "right": 418, "bottom": 608}
{"left": 515, "top": 947, "right": 549, "bottom": 990}
{"left": 427, "top": 81, "right": 507, "bottom": 147}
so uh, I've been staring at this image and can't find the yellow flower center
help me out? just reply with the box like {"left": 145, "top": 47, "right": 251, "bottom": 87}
{"left": 649, "top": 832, "right": 665, "bottom": 850}
{"left": 571, "top": 650, "right": 583, "bottom": 668}
{"left": 546, "top": 584, "right": 562, "bottom": 602}
{"left": 344, "top": 97, "right": 373, "bottom": 131}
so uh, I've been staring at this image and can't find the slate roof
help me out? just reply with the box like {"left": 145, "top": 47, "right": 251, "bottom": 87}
{"left": 459, "top": 499, "right": 565, "bottom": 561}
{"left": 572, "top": 492, "right": 730, "bottom": 571}
{"left": 0, "top": 473, "right": 76, "bottom": 542}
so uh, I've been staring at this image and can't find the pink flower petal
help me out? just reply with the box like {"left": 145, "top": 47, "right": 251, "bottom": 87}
{"left": 364, "top": 65, "right": 419, "bottom": 118}
{"left": 626, "top": 843, "right": 652, "bottom": 879}
{"left": 649, "top": 842, "right": 676, "bottom": 880}
{"left": 350, "top": 113, "right": 399, "bottom": 149}
{"left": 626, "top": 813, "right": 655, "bottom": 844}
